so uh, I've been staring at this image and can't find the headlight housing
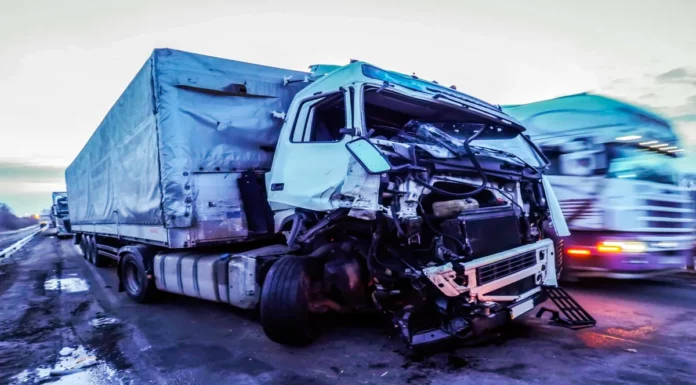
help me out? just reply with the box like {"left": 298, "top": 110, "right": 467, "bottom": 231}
{"left": 597, "top": 240, "right": 647, "bottom": 253}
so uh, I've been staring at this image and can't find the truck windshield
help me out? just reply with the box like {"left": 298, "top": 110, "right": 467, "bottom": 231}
{"left": 399, "top": 121, "right": 546, "bottom": 168}
{"left": 57, "top": 200, "right": 69, "bottom": 215}
{"left": 607, "top": 146, "right": 679, "bottom": 185}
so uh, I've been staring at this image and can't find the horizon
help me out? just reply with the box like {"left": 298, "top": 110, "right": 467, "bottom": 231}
{"left": 2, "top": 0, "right": 695, "bottom": 215}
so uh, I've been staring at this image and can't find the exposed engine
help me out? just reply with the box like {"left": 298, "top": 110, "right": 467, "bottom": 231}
{"left": 289, "top": 121, "right": 557, "bottom": 349}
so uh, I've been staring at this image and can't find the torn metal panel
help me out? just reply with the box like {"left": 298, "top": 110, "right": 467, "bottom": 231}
{"left": 543, "top": 175, "right": 570, "bottom": 237}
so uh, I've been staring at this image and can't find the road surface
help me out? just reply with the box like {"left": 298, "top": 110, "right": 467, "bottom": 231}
{"left": 1, "top": 232, "right": 695, "bottom": 384}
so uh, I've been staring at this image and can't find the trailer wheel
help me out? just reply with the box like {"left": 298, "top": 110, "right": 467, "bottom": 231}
{"left": 91, "top": 239, "right": 109, "bottom": 268}
{"left": 88, "top": 236, "right": 98, "bottom": 265}
{"left": 121, "top": 252, "right": 157, "bottom": 303}
{"left": 80, "top": 237, "right": 89, "bottom": 260}
{"left": 260, "top": 256, "right": 321, "bottom": 346}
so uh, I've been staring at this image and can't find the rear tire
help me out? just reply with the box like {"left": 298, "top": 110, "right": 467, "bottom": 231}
{"left": 88, "top": 236, "right": 97, "bottom": 265}
{"left": 80, "top": 237, "right": 89, "bottom": 260}
{"left": 260, "top": 256, "right": 321, "bottom": 346}
{"left": 120, "top": 252, "right": 158, "bottom": 303}
{"left": 92, "top": 238, "right": 109, "bottom": 268}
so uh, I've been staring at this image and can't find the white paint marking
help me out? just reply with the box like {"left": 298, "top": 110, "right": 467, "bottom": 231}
{"left": 44, "top": 277, "right": 90, "bottom": 293}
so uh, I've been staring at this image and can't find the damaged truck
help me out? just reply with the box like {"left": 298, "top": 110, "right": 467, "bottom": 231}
{"left": 50, "top": 191, "right": 72, "bottom": 238}
{"left": 65, "top": 49, "right": 594, "bottom": 348}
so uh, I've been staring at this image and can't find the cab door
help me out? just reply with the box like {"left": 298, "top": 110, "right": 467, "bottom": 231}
{"left": 268, "top": 89, "right": 356, "bottom": 211}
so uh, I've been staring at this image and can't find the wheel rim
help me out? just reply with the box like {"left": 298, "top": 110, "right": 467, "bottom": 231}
{"left": 124, "top": 262, "right": 141, "bottom": 294}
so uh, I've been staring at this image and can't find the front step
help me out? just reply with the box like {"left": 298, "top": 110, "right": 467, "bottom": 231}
{"left": 536, "top": 286, "right": 596, "bottom": 330}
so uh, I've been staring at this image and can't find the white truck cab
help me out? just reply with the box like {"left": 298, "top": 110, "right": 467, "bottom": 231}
{"left": 505, "top": 94, "right": 695, "bottom": 278}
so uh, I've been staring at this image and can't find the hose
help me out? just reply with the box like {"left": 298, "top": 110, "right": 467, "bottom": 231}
{"left": 411, "top": 127, "right": 489, "bottom": 198}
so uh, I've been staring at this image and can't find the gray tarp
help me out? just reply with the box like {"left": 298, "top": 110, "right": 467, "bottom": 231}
{"left": 66, "top": 48, "right": 308, "bottom": 228}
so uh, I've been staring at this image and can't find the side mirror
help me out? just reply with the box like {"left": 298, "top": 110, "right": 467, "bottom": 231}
{"left": 345, "top": 138, "right": 392, "bottom": 174}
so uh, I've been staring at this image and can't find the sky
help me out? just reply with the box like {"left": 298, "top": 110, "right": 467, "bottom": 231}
{"left": 1, "top": 0, "right": 695, "bottom": 215}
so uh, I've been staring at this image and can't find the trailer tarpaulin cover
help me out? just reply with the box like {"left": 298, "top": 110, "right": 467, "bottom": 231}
{"left": 66, "top": 49, "right": 308, "bottom": 229}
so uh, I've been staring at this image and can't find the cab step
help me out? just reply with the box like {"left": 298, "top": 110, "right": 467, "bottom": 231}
{"left": 536, "top": 286, "right": 596, "bottom": 329}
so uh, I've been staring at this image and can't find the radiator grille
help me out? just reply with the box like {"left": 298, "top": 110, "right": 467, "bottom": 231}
{"left": 477, "top": 251, "right": 537, "bottom": 285}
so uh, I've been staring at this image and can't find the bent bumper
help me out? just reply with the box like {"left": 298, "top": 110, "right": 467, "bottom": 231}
{"left": 409, "top": 290, "right": 548, "bottom": 350}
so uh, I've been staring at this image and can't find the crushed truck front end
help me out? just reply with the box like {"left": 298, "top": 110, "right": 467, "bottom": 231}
{"left": 262, "top": 62, "right": 589, "bottom": 348}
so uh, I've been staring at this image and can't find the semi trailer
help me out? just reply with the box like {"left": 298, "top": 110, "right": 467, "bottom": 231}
{"left": 66, "top": 48, "right": 592, "bottom": 348}
{"left": 504, "top": 94, "right": 695, "bottom": 279}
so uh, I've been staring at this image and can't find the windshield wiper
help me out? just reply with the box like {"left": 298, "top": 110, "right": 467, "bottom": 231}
{"left": 470, "top": 145, "right": 539, "bottom": 173}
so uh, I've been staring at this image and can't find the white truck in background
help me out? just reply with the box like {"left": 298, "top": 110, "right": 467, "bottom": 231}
{"left": 65, "top": 49, "right": 593, "bottom": 349}
{"left": 504, "top": 94, "right": 695, "bottom": 279}
{"left": 50, "top": 192, "right": 72, "bottom": 238}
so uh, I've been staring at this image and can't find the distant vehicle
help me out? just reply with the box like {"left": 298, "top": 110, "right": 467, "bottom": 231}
{"left": 504, "top": 94, "right": 695, "bottom": 279}
{"left": 50, "top": 192, "right": 72, "bottom": 238}
{"left": 39, "top": 209, "right": 51, "bottom": 227}
{"left": 65, "top": 49, "right": 592, "bottom": 349}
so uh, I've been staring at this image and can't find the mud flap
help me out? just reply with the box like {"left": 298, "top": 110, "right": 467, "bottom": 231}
{"left": 536, "top": 286, "right": 596, "bottom": 329}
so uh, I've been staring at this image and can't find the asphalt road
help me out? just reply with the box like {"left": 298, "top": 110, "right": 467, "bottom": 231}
{"left": 2, "top": 232, "right": 696, "bottom": 385}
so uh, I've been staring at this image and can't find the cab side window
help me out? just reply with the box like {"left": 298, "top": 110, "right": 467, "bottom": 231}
{"left": 291, "top": 93, "right": 347, "bottom": 143}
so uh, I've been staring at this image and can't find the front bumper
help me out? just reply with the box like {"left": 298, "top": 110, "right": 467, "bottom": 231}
{"left": 564, "top": 231, "right": 692, "bottom": 277}
{"left": 402, "top": 239, "right": 557, "bottom": 349}
{"left": 423, "top": 238, "right": 557, "bottom": 304}
{"left": 406, "top": 290, "right": 548, "bottom": 350}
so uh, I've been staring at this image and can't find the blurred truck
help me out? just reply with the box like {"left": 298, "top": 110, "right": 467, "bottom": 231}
{"left": 50, "top": 192, "right": 72, "bottom": 238}
{"left": 66, "top": 49, "right": 593, "bottom": 348}
{"left": 504, "top": 94, "right": 695, "bottom": 279}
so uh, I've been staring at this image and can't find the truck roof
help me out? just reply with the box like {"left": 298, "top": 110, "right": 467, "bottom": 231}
{"left": 502, "top": 93, "right": 679, "bottom": 144}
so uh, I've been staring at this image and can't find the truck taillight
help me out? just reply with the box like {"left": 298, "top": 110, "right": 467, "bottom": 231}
{"left": 597, "top": 241, "right": 647, "bottom": 253}
{"left": 566, "top": 248, "right": 591, "bottom": 257}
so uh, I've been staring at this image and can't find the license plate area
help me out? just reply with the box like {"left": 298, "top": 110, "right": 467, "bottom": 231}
{"left": 509, "top": 298, "right": 535, "bottom": 319}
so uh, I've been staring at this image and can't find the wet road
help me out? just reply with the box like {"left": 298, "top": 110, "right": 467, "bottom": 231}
{"left": 2, "top": 232, "right": 696, "bottom": 384}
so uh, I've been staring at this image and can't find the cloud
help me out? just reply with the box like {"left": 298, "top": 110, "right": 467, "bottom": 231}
{"left": 655, "top": 67, "right": 696, "bottom": 85}
{"left": 674, "top": 114, "right": 696, "bottom": 122}
{"left": 0, "top": 161, "right": 65, "bottom": 214}
{"left": 0, "top": 161, "right": 65, "bottom": 180}
{"left": 688, "top": 95, "right": 696, "bottom": 104}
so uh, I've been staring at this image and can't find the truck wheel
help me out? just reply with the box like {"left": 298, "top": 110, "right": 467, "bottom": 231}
{"left": 88, "top": 236, "right": 98, "bottom": 265}
{"left": 260, "top": 256, "right": 321, "bottom": 346}
{"left": 80, "top": 237, "right": 89, "bottom": 260}
{"left": 121, "top": 252, "right": 158, "bottom": 303}
{"left": 91, "top": 240, "right": 109, "bottom": 268}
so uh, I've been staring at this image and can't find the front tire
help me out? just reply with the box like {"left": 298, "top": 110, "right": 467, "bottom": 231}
{"left": 120, "top": 252, "right": 158, "bottom": 303}
{"left": 260, "top": 256, "right": 321, "bottom": 346}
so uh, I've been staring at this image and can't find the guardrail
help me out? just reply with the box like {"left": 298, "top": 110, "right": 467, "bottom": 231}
{"left": 0, "top": 224, "right": 39, "bottom": 237}
{"left": 0, "top": 226, "right": 44, "bottom": 259}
